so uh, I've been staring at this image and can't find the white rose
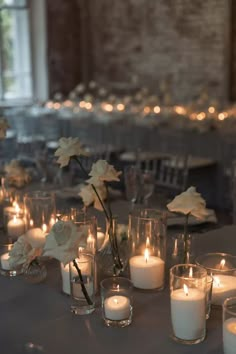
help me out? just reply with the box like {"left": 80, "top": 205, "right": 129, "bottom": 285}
{"left": 43, "top": 221, "right": 83, "bottom": 265}
{"left": 75, "top": 84, "right": 85, "bottom": 94}
{"left": 79, "top": 183, "right": 107, "bottom": 211}
{"left": 0, "top": 118, "right": 9, "bottom": 139}
{"left": 167, "top": 186, "right": 209, "bottom": 219}
{"left": 88, "top": 81, "right": 97, "bottom": 89}
{"left": 4, "top": 160, "right": 31, "bottom": 187}
{"left": 55, "top": 137, "right": 88, "bottom": 168}
{"left": 9, "top": 235, "right": 42, "bottom": 268}
{"left": 87, "top": 160, "right": 121, "bottom": 184}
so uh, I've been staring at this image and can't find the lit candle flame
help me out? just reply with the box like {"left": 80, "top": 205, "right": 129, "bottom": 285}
{"left": 42, "top": 224, "right": 47, "bottom": 233}
{"left": 114, "top": 298, "right": 118, "bottom": 305}
{"left": 13, "top": 215, "right": 17, "bottom": 223}
{"left": 189, "top": 267, "right": 193, "bottom": 278}
{"left": 144, "top": 248, "right": 149, "bottom": 263}
{"left": 213, "top": 276, "right": 221, "bottom": 287}
{"left": 29, "top": 219, "right": 34, "bottom": 227}
{"left": 183, "top": 284, "right": 189, "bottom": 296}
{"left": 146, "top": 237, "right": 150, "bottom": 248}
{"left": 220, "top": 259, "right": 226, "bottom": 270}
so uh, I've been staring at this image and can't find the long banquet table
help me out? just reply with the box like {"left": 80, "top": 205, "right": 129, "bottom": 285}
{"left": 1, "top": 201, "right": 235, "bottom": 354}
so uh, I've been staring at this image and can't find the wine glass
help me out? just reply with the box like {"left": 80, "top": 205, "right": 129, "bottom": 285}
{"left": 141, "top": 170, "right": 155, "bottom": 206}
{"left": 124, "top": 165, "right": 142, "bottom": 209}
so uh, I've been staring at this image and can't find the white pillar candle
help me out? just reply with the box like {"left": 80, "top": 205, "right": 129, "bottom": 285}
{"left": 1, "top": 252, "right": 11, "bottom": 270}
{"left": 104, "top": 295, "right": 130, "bottom": 321}
{"left": 171, "top": 286, "right": 206, "bottom": 340}
{"left": 25, "top": 228, "right": 46, "bottom": 248}
{"left": 223, "top": 318, "right": 236, "bottom": 354}
{"left": 129, "top": 252, "right": 164, "bottom": 289}
{"left": 212, "top": 275, "right": 236, "bottom": 306}
{"left": 7, "top": 216, "right": 25, "bottom": 239}
{"left": 60, "top": 263, "right": 70, "bottom": 295}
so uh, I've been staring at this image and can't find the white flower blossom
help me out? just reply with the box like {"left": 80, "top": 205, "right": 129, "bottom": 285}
{"left": 55, "top": 137, "right": 88, "bottom": 168}
{"left": 0, "top": 118, "right": 9, "bottom": 139}
{"left": 9, "top": 235, "right": 42, "bottom": 269}
{"left": 4, "top": 160, "right": 31, "bottom": 187}
{"left": 79, "top": 183, "right": 107, "bottom": 211}
{"left": 167, "top": 186, "right": 209, "bottom": 219}
{"left": 43, "top": 221, "right": 83, "bottom": 265}
{"left": 87, "top": 160, "right": 121, "bottom": 185}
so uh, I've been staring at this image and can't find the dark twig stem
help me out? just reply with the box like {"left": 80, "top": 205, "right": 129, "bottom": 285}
{"left": 73, "top": 259, "right": 93, "bottom": 306}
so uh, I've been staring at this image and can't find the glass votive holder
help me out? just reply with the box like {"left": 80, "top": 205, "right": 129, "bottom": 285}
{"left": 170, "top": 264, "right": 207, "bottom": 345}
{"left": 206, "top": 275, "right": 213, "bottom": 320}
{"left": 223, "top": 297, "right": 236, "bottom": 354}
{"left": 24, "top": 191, "right": 56, "bottom": 233}
{"left": 70, "top": 253, "right": 95, "bottom": 315}
{"left": 0, "top": 243, "right": 22, "bottom": 277}
{"left": 100, "top": 277, "right": 133, "bottom": 327}
{"left": 196, "top": 253, "right": 236, "bottom": 306}
{"left": 128, "top": 209, "right": 166, "bottom": 291}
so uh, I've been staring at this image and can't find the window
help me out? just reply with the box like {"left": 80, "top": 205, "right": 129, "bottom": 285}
{"left": 0, "top": 0, "right": 48, "bottom": 104}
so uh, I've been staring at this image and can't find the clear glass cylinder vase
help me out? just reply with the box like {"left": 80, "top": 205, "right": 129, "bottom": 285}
{"left": 97, "top": 217, "right": 130, "bottom": 280}
{"left": 70, "top": 253, "right": 95, "bottom": 315}
{"left": 128, "top": 209, "right": 166, "bottom": 291}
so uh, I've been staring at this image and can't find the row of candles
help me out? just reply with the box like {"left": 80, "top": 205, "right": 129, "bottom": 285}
{"left": 42, "top": 98, "right": 236, "bottom": 123}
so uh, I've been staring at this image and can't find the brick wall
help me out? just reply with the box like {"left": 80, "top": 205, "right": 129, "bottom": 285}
{"left": 47, "top": 0, "right": 232, "bottom": 102}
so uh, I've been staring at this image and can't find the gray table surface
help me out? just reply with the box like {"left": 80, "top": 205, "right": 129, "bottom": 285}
{"left": 1, "top": 199, "right": 234, "bottom": 354}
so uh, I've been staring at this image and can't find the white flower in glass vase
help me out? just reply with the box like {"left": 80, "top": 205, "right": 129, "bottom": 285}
{"left": 55, "top": 137, "right": 88, "bottom": 168}
{"left": 54, "top": 137, "right": 123, "bottom": 274}
{"left": 167, "top": 186, "right": 209, "bottom": 263}
{"left": 0, "top": 118, "right": 9, "bottom": 139}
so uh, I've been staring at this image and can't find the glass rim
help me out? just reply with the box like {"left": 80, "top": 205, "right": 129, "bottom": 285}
{"left": 74, "top": 215, "right": 97, "bottom": 224}
{"left": 170, "top": 263, "right": 207, "bottom": 279}
{"left": 24, "top": 191, "right": 55, "bottom": 200}
{"left": 223, "top": 296, "right": 236, "bottom": 316}
{"left": 100, "top": 276, "right": 133, "bottom": 291}
{"left": 195, "top": 252, "right": 236, "bottom": 272}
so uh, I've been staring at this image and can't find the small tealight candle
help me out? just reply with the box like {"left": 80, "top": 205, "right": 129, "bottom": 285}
{"left": 1, "top": 252, "right": 11, "bottom": 270}
{"left": 171, "top": 284, "right": 206, "bottom": 340}
{"left": 7, "top": 215, "right": 25, "bottom": 240}
{"left": 104, "top": 295, "right": 130, "bottom": 321}
{"left": 129, "top": 249, "right": 165, "bottom": 289}
{"left": 223, "top": 318, "right": 236, "bottom": 354}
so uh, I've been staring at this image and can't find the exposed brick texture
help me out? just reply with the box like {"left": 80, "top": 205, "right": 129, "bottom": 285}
{"left": 47, "top": 0, "right": 231, "bottom": 102}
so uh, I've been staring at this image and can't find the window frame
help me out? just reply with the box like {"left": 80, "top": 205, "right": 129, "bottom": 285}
{"left": 0, "top": 0, "right": 48, "bottom": 107}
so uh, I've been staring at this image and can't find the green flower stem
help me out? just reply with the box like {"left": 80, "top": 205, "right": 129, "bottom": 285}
{"left": 73, "top": 259, "right": 93, "bottom": 306}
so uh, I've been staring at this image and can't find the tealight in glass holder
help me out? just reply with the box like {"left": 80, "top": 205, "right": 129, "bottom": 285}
{"left": 223, "top": 296, "right": 236, "bottom": 354}
{"left": 70, "top": 252, "right": 95, "bottom": 315}
{"left": 195, "top": 253, "right": 236, "bottom": 306}
{"left": 0, "top": 243, "right": 22, "bottom": 277}
{"left": 100, "top": 277, "right": 133, "bottom": 327}
{"left": 128, "top": 209, "right": 166, "bottom": 291}
{"left": 170, "top": 264, "right": 207, "bottom": 345}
